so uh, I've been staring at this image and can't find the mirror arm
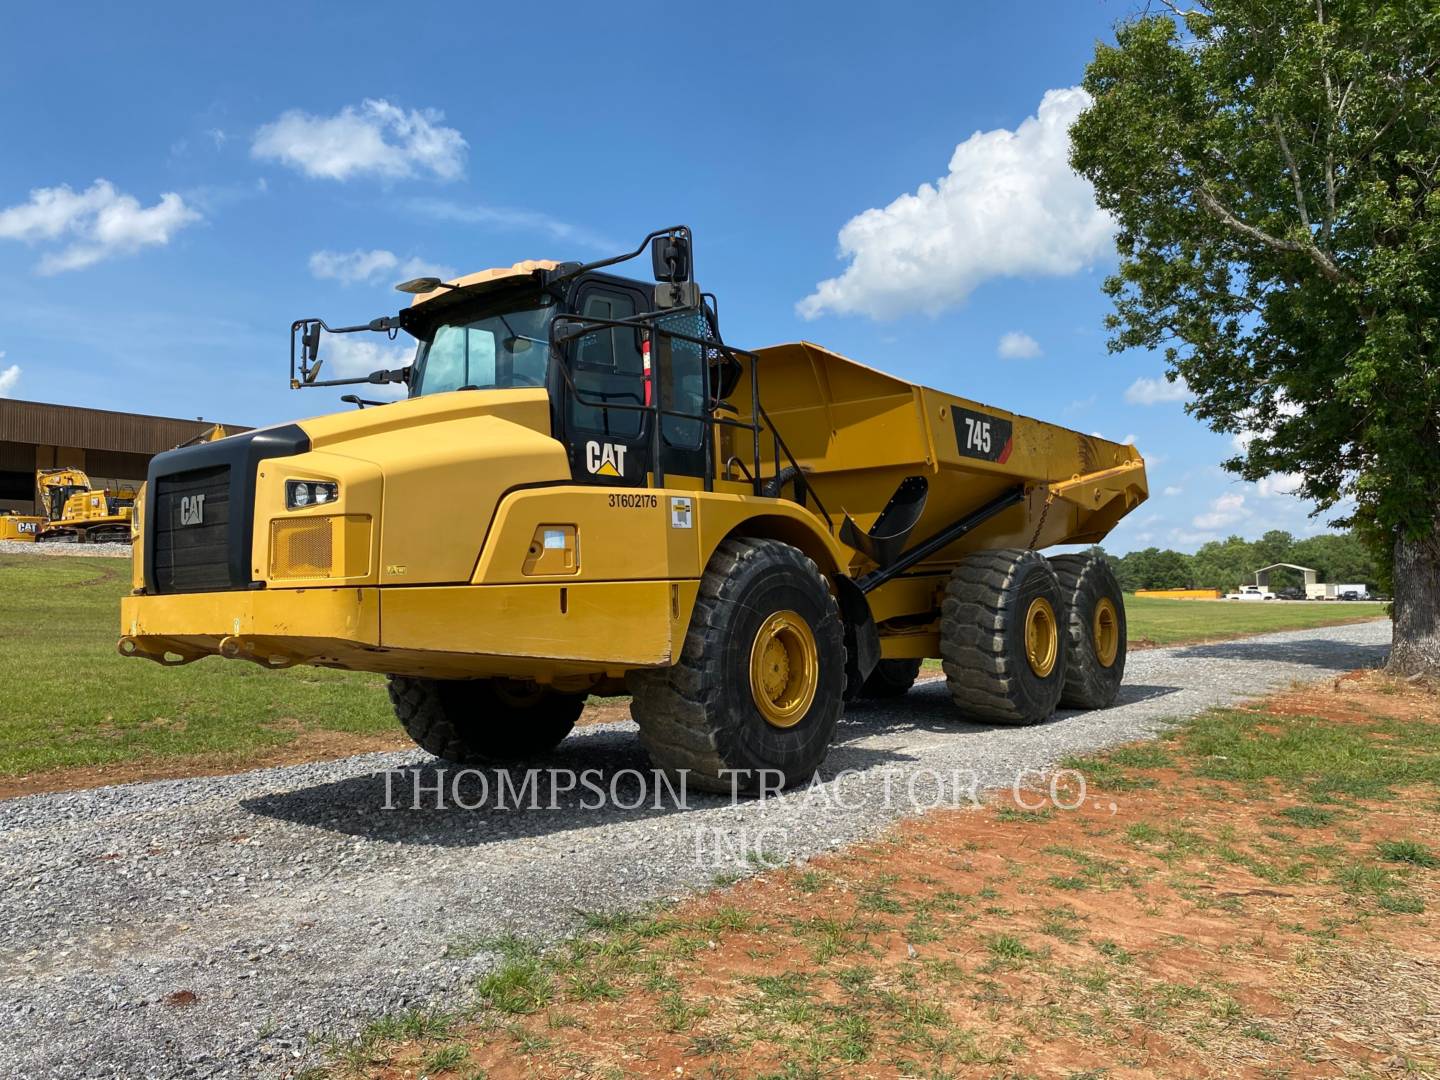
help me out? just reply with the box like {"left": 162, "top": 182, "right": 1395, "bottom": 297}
{"left": 291, "top": 312, "right": 412, "bottom": 388}
{"left": 294, "top": 366, "right": 410, "bottom": 390}
{"left": 545, "top": 225, "right": 691, "bottom": 286}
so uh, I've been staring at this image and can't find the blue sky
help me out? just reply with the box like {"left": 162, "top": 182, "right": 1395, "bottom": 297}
{"left": 0, "top": 1, "right": 1339, "bottom": 553}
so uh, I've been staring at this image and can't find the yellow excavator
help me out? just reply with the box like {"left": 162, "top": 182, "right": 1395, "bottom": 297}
{"left": 0, "top": 510, "right": 44, "bottom": 542}
{"left": 35, "top": 468, "right": 138, "bottom": 543}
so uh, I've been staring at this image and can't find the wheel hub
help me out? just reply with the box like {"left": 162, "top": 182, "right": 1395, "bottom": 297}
{"left": 749, "top": 610, "right": 819, "bottom": 729}
{"left": 492, "top": 679, "right": 547, "bottom": 708}
{"left": 1023, "top": 597, "right": 1058, "bottom": 678}
{"left": 1092, "top": 597, "right": 1119, "bottom": 668}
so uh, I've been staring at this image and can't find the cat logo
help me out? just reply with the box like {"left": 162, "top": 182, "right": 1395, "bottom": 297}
{"left": 179, "top": 494, "right": 206, "bottom": 526}
{"left": 585, "top": 440, "right": 627, "bottom": 477}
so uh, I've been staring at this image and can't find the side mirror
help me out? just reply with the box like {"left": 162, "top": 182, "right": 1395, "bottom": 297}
{"left": 301, "top": 322, "right": 322, "bottom": 366}
{"left": 651, "top": 233, "right": 692, "bottom": 283}
{"left": 655, "top": 281, "right": 702, "bottom": 310}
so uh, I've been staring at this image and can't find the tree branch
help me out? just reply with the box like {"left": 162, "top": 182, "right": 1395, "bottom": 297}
{"left": 1316, "top": 0, "right": 1340, "bottom": 244}
{"left": 1273, "top": 119, "right": 1314, "bottom": 234}
{"left": 1154, "top": 0, "right": 1213, "bottom": 18}
{"left": 1192, "top": 184, "right": 1351, "bottom": 285}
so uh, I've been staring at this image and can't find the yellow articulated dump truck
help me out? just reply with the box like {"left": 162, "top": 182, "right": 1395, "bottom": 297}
{"left": 118, "top": 227, "right": 1146, "bottom": 791}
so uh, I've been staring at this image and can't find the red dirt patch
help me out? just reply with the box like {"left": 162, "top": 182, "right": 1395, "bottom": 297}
{"left": 347, "top": 672, "right": 1440, "bottom": 1079}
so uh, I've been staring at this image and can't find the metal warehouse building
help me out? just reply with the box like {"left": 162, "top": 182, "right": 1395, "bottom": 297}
{"left": 0, "top": 399, "right": 250, "bottom": 515}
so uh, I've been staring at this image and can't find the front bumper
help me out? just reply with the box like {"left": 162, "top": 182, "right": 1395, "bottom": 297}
{"left": 119, "top": 580, "right": 696, "bottom": 680}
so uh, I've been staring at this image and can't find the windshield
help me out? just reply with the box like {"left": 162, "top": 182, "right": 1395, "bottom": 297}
{"left": 411, "top": 294, "right": 556, "bottom": 397}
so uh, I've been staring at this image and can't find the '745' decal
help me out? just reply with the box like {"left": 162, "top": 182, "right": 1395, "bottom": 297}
{"left": 953, "top": 407, "right": 1014, "bottom": 464}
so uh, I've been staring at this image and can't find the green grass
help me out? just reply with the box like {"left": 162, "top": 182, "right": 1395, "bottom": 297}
{"left": 0, "top": 556, "right": 1390, "bottom": 780}
{"left": 1179, "top": 709, "right": 1440, "bottom": 803}
{"left": 1122, "top": 594, "right": 1388, "bottom": 646}
{"left": 1377, "top": 839, "right": 1440, "bottom": 869}
{"left": 0, "top": 554, "right": 396, "bottom": 776}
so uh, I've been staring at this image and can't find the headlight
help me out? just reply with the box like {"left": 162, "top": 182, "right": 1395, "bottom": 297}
{"left": 286, "top": 480, "right": 338, "bottom": 509}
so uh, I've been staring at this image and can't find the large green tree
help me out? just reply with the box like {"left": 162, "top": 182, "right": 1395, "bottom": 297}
{"left": 1071, "top": 1, "right": 1440, "bottom": 673}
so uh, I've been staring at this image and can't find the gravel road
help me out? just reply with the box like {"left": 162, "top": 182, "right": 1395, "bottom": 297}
{"left": 0, "top": 620, "right": 1390, "bottom": 1079}
{"left": 0, "top": 540, "right": 130, "bottom": 558}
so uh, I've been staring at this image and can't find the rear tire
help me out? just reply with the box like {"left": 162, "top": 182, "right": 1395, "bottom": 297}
{"left": 858, "top": 658, "right": 923, "bottom": 699}
{"left": 387, "top": 676, "right": 585, "bottom": 763}
{"left": 940, "top": 549, "right": 1066, "bottom": 725}
{"left": 628, "top": 538, "right": 846, "bottom": 793}
{"left": 1049, "top": 554, "right": 1127, "bottom": 709}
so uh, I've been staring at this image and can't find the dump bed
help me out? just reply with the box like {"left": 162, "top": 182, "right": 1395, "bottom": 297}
{"left": 727, "top": 342, "right": 1147, "bottom": 572}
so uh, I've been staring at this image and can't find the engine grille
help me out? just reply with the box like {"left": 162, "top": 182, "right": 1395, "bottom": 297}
{"left": 151, "top": 465, "right": 234, "bottom": 593}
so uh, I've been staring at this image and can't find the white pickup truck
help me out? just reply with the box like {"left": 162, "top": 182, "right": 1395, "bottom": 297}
{"left": 1225, "top": 585, "right": 1276, "bottom": 601}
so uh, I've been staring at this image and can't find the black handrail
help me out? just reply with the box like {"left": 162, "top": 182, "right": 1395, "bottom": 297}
{"left": 547, "top": 312, "right": 830, "bottom": 528}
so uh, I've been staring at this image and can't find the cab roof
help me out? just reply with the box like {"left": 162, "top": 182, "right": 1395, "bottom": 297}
{"left": 407, "top": 260, "right": 561, "bottom": 307}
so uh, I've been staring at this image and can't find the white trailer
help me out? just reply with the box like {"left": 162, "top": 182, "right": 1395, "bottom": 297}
{"left": 1306, "top": 582, "right": 1371, "bottom": 600}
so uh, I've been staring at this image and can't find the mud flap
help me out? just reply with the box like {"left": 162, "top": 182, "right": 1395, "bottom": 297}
{"left": 839, "top": 475, "right": 929, "bottom": 569}
{"left": 834, "top": 574, "right": 880, "bottom": 701}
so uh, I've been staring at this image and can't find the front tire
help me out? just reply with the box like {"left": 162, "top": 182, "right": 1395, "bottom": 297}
{"left": 628, "top": 538, "right": 846, "bottom": 793}
{"left": 1049, "top": 554, "right": 1127, "bottom": 709}
{"left": 387, "top": 676, "right": 585, "bottom": 763}
{"left": 940, "top": 549, "right": 1066, "bottom": 725}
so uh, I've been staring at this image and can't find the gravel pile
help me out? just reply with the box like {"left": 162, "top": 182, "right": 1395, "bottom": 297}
{"left": 0, "top": 540, "right": 130, "bottom": 558}
{"left": 0, "top": 620, "right": 1391, "bottom": 1079}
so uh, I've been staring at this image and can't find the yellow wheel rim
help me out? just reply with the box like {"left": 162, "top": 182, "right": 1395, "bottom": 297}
{"left": 749, "top": 609, "right": 819, "bottom": 729}
{"left": 1023, "top": 597, "right": 1059, "bottom": 678}
{"left": 1092, "top": 597, "right": 1120, "bottom": 668}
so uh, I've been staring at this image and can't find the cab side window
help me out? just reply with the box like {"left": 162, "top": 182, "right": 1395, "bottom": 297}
{"left": 571, "top": 289, "right": 643, "bottom": 438}
{"left": 655, "top": 311, "right": 707, "bottom": 451}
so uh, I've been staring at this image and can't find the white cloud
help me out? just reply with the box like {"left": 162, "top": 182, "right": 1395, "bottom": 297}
{"left": 1169, "top": 527, "right": 1219, "bottom": 547}
{"left": 797, "top": 87, "right": 1113, "bottom": 320}
{"left": 1121, "top": 433, "right": 1137, "bottom": 446}
{"left": 996, "top": 331, "right": 1042, "bottom": 359}
{"left": 310, "top": 248, "right": 398, "bottom": 284}
{"left": 252, "top": 99, "right": 466, "bottom": 182}
{"left": 318, "top": 336, "right": 414, "bottom": 400}
{"left": 1256, "top": 472, "right": 1304, "bottom": 498}
{"left": 406, "top": 197, "right": 612, "bottom": 250}
{"left": 309, "top": 248, "right": 455, "bottom": 286}
{"left": 1231, "top": 395, "right": 1304, "bottom": 455}
{"left": 0, "top": 353, "right": 19, "bottom": 397}
{"left": 0, "top": 180, "right": 200, "bottom": 274}
{"left": 1124, "top": 374, "right": 1190, "bottom": 406}
{"left": 1193, "top": 492, "right": 1250, "bottom": 530}
{"left": 1162, "top": 485, "right": 1183, "bottom": 497}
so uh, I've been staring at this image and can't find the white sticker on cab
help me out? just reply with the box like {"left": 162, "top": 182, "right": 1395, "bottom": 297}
{"left": 670, "top": 497, "right": 693, "bottom": 529}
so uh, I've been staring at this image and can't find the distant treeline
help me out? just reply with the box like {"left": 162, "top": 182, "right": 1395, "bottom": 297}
{"left": 1088, "top": 530, "right": 1378, "bottom": 593}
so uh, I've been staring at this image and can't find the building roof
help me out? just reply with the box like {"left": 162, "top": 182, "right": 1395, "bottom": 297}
{"left": 0, "top": 399, "right": 252, "bottom": 456}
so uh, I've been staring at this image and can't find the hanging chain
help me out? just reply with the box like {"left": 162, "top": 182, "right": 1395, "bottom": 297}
{"left": 1028, "top": 487, "right": 1057, "bottom": 549}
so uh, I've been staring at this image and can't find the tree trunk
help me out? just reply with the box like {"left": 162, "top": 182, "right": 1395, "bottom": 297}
{"left": 1388, "top": 516, "right": 1440, "bottom": 677}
